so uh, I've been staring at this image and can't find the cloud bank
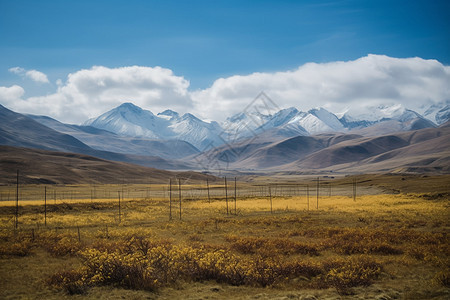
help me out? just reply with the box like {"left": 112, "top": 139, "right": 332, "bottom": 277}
{"left": 2, "top": 66, "right": 191, "bottom": 123}
{"left": 192, "top": 55, "right": 450, "bottom": 121}
{"left": 9, "top": 67, "right": 50, "bottom": 83}
{"left": 1, "top": 55, "right": 449, "bottom": 124}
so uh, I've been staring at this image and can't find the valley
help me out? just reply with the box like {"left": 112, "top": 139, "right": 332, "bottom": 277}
{"left": 0, "top": 102, "right": 449, "bottom": 299}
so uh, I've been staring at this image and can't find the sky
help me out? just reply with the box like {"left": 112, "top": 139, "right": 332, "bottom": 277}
{"left": 0, "top": 0, "right": 449, "bottom": 124}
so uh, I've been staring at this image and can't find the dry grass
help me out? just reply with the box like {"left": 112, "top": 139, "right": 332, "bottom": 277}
{"left": 0, "top": 179, "right": 449, "bottom": 299}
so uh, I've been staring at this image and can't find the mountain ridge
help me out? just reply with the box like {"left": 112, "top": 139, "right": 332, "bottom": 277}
{"left": 2, "top": 103, "right": 450, "bottom": 175}
{"left": 83, "top": 102, "right": 447, "bottom": 147}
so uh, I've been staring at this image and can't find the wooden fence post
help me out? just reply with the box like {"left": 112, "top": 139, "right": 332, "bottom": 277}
{"left": 44, "top": 186, "right": 47, "bottom": 226}
{"left": 207, "top": 178, "right": 211, "bottom": 203}
{"left": 269, "top": 185, "right": 273, "bottom": 214}
{"left": 118, "top": 191, "right": 121, "bottom": 223}
{"left": 224, "top": 177, "right": 228, "bottom": 215}
{"left": 307, "top": 185, "right": 309, "bottom": 211}
{"left": 178, "top": 178, "right": 182, "bottom": 220}
{"left": 169, "top": 179, "right": 172, "bottom": 221}
{"left": 316, "top": 177, "right": 319, "bottom": 209}
{"left": 15, "top": 170, "right": 19, "bottom": 230}
{"left": 234, "top": 177, "right": 237, "bottom": 215}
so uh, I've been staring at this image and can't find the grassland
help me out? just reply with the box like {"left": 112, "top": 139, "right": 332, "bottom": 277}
{"left": 0, "top": 176, "right": 449, "bottom": 299}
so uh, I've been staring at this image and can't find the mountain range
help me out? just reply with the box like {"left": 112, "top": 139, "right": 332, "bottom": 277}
{"left": 83, "top": 103, "right": 223, "bottom": 150}
{"left": 1, "top": 101, "right": 449, "bottom": 179}
{"left": 83, "top": 102, "right": 446, "bottom": 150}
{"left": 0, "top": 104, "right": 192, "bottom": 170}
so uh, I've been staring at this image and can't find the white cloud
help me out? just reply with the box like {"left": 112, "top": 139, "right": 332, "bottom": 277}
{"left": 2, "top": 65, "right": 192, "bottom": 123}
{"left": 8, "top": 67, "right": 25, "bottom": 74}
{"left": 25, "top": 70, "right": 49, "bottom": 83}
{"left": 191, "top": 55, "right": 450, "bottom": 121}
{"left": 1, "top": 55, "right": 449, "bottom": 124}
{"left": 8, "top": 67, "right": 49, "bottom": 83}
{"left": 0, "top": 85, "right": 25, "bottom": 101}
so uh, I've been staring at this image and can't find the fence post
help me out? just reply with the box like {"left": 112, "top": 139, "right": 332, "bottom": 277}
{"left": 118, "top": 191, "right": 121, "bottom": 223}
{"left": 178, "top": 178, "right": 182, "bottom": 220}
{"left": 234, "top": 177, "right": 237, "bottom": 215}
{"left": 206, "top": 178, "right": 211, "bottom": 203}
{"left": 44, "top": 186, "right": 47, "bottom": 226}
{"left": 269, "top": 185, "right": 273, "bottom": 214}
{"left": 225, "top": 177, "right": 228, "bottom": 215}
{"left": 316, "top": 177, "right": 319, "bottom": 209}
{"left": 307, "top": 185, "right": 309, "bottom": 211}
{"left": 169, "top": 179, "right": 172, "bottom": 221}
{"left": 15, "top": 170, "right": 19, "bottom": 230}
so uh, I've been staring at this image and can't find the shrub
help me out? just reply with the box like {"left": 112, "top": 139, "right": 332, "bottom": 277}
{"left": 80, "top": 248, "right": 159, "bottom": 291}
{"left": 48, "top": 270, "right": 88, "bottom": 295}
{"left": 319, "top": 256, "right": 382, "bottom": 295}
{"left": 49, "top": 245, "right": 382, "bottom": 294}
{"left": 321, "top": 229, "right": 403, "bottom": 255}
{"left": 0, "top": 239, "right": 33, "bottom": 257}
{"left": 40, "top": 235, "right": 83, "bottom": 257}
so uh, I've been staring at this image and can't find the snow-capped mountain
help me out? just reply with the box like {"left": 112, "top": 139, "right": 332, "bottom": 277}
{"left": 220, "top": 110, "right": 273, "bottom": 141}
{"left": 167, "top": 113, "right": 223, "bottom": 150}
{"left": 83, "top": 102, "right": 444, "bottom": 153}
{"left": 84, "top": 103, "right": 222, "bottom": 150}
{"left": 420, "top": 100, "right": 450, "bottom": 125}
{"left": 221, "top": 106, "right": 346, "bottom": 140}
{"left": 338, "top": 104, "right": 439, "bottom": 129}
{"left": 339, "top": 104, "right": 417, "bottom": 123}
{"left": 295, "top": 108, "right": 345, "bottom": 134}
{"left": 435, "top": 105, "right": 450, "bottom": 125}
{"left": 84, "top": 103, "right": 169, "bottom": 139}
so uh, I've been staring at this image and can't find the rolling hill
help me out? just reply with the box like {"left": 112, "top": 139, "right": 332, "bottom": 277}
{"left": 0, "top": 146, "right": 215, "bottom": 185}
{"left": 195, "top": 122, "right": 450, "bottom": 173}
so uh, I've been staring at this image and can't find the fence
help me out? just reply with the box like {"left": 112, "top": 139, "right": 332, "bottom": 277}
{"left": 0, "top": 179, "right": 362, "bottom": 204}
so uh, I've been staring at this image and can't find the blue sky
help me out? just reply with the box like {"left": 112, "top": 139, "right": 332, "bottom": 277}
{"left": 0, "top": 0, "right": 449, "bottom": 123}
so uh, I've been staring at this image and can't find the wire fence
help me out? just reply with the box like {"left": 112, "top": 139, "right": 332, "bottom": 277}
{"left": 0, "top": 177, "right": 374, "bottom": 205}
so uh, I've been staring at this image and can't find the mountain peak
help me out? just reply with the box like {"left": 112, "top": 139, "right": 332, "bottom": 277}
{"left": 181, "top": 113, "right": 200, "bottom": 121}
{"left": 308, "top": 107, "right": 331, "bottom": 115}
{"left": 157, "top": 109, "right": 179, "bottom": 120}
{"left": 116, "top": 102, "right": 143, "bottom": 113}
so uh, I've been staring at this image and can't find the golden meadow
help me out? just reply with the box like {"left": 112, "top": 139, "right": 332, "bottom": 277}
{"left": 0, "top": 180, "right": 448, "bottom": 298}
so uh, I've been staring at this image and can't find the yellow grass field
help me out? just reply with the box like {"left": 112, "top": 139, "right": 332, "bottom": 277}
{"left": 0, "top": 180, "right": 449, "bottom": 299}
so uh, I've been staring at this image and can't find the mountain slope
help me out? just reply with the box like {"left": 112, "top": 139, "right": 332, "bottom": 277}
{"left": 283, "top": 125, "right": 450, "bottom": 173}
{"left": 340, "top": 104, "right": 437, "bottom": 135}
{"left": 84, "top": 102, "right": 167, "bottom": 138}
{"left": 0, "top": 105, "right": 192, "bottom": 170}
{"left": 29, "top": 115, "right": 199, "bottom": 159}
{"left": 197, "top": 122, "right": 449, "bottom": 174}
{"left": 84, "top": 103, "right": 222, "bottom": 149}
{"left": 0, "top": 104, "right": 93, "bottom": 153}
{"left": 233, "top": 134, "right": 363, "bottom": 169}
{"left": 0, "top": 145, "right": 215, "bottom": 185}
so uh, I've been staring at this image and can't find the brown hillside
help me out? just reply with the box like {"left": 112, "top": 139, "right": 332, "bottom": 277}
{"left": 0, "top": 146, "right": 216, "bottom": 185}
